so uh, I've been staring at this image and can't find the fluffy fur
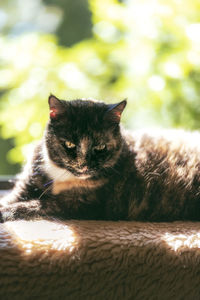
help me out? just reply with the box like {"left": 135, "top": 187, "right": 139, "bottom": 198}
{"left": 1, "top": 95, "right": 200, "bottom": 222}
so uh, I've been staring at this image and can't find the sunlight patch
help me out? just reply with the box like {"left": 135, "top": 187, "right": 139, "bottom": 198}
{"left": 162, "top": 232, "right": 200, "bottom": 252}
{"left": 5, "top": 220, "right": 78, "bottom": 254}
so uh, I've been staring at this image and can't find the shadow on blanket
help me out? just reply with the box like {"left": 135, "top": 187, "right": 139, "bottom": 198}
{"left": 0, "top": 220, "right": 200, "bottom": 300}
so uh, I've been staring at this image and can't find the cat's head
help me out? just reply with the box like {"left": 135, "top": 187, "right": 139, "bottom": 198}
{"left": 45, "top": 95, "right": 127, "bottom": 179}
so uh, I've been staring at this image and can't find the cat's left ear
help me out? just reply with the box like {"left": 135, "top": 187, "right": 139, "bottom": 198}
{"left": 48, "top": 94, "right": 64, "bottom": 119}
{"left": 105, "top": 100, "right": 127, "bottom": 123}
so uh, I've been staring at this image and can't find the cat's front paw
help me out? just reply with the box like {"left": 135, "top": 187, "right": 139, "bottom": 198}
{"left": 0, "top": 208, "right": 13, "bottom": 222}
{"left": 0, "top": 211, "right": 3, "bottom": 223}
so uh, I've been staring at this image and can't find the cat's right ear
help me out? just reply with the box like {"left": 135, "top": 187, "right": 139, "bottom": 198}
{"left": 48, "top": 94, "right": 64, "bottom": 119}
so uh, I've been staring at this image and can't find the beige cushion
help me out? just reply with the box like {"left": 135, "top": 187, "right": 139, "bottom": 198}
{"left": 0, "top": 220, "right": 200, "bottom": 300}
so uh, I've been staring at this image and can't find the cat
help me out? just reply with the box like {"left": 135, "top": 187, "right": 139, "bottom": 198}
{"left": 1, "top": 94, "right": 200, "bottom": 222}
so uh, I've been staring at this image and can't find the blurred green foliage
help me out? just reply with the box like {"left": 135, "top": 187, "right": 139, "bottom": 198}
{"left": 1, "top": 0, "right": 200, "bottom": 174}
{"left": 43, "top": 0, "right": 93, "bottom": 46}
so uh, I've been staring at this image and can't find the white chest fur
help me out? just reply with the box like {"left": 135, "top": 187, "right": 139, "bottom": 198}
{"left": 42, "top": 143, "right": 75, "bottom": 182}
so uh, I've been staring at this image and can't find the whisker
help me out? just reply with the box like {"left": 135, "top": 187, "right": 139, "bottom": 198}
{"left": 54, "top": 169, "right": 69, "bottom": 182}
{"left": 110, "top": 166, "right": 121, "bottom": 176}
{"left": 43, "top": 180, "right": 53, "bottom": 187}
{"left": 39, "top": 169, "right": 69, "bottom": 199}
{"left": 38, "top": 185, "right": 52, "bottom": 199}
{"left": 103, "top": 165, "right": 121, "bottom": 176}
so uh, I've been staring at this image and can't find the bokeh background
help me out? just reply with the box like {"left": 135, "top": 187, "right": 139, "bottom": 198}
{"left": 1, "top": 0, "right": 200, "bottom": 175}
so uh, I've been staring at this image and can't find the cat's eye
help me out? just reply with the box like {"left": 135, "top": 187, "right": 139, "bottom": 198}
{"left": 65, "top": 141, "right": 76, "bottom": 149}
{"left": 93, "top": 144, "right": 106, "bottom": 152}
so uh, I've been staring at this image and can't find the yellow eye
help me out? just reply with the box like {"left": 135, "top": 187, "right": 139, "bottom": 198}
{"left": 65, "top": 141, "right": 76, "bottom": 149}
{"left": 94, "top": 144, "right": 106, "bottom": 151}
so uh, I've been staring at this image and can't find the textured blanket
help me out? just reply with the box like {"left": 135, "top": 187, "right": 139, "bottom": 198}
{"left": 0, "top": 220, "right": 200, "bottom": 300}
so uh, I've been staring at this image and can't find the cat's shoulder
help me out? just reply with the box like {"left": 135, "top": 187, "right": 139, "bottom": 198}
{"left": 122, "top": 127, "right": 200, "bottom": 152}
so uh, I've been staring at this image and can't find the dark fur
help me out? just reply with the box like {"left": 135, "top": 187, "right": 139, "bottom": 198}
{"left": 1, "top": 96, "right": 200, "bottom": 222}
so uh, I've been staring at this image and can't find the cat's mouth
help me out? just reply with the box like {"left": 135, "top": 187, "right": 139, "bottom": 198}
{"left": 72, "top": 166, "right": 93, "bottom": 179}
{"left": 77, "top": 174, "right": 91, "bottom": 179}
{"left": 65, "top": 164, "right": 97, "bottom": 179}
{"left": 75, "top": 170, "right": 92, "bottom": 179}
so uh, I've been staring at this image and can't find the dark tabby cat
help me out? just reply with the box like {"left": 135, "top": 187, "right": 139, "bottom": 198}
{"left": 1, "top": 94, "right": 200, "bottom": 222}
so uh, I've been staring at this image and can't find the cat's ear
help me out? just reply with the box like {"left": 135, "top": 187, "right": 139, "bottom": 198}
{"left": 48, "top": 94, "right": 64, "bottom": 119}
{"left": 105, "top": 100, "right": 127, "bottom": 124}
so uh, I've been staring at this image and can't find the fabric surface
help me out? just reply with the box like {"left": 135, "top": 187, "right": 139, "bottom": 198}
{"left": 0, "top": 220, "right": 200, "bottom": 300}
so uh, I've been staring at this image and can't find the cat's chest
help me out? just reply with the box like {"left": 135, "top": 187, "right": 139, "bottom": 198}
{"left": 52, "top": 178, "right": 105, "bottom": 195}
